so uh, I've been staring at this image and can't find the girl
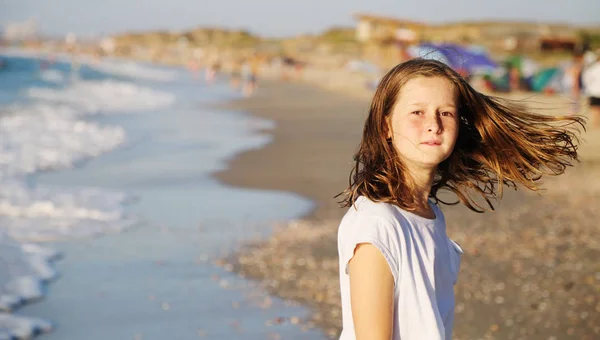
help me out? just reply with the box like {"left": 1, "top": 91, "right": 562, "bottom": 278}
{"left": 336, "top": 58, "right": 583, "bottom": 340}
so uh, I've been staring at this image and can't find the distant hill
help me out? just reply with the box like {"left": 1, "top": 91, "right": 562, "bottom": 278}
{"left": 111, "top": 27, "right": 262, "bottom": 49}
{"left": 103, "top": 20, "right": 600, "bottom": 63}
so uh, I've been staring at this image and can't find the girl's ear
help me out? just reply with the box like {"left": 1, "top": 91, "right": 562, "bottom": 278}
{"left": 385, "top": 115, "right": 393, "bottom": 141}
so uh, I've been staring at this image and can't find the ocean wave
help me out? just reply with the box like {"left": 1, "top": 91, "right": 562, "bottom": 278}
{"left": 0, "top": 60, "right": 176, "bottom": 338}
{"left": 27, "top": 78, "right": 175, "bottom": 114}
{"left": 0, "top": 231, "right": 58, "bottom": 337}
{"left": 88, "top": 60, "right": 178, "bottom": 82}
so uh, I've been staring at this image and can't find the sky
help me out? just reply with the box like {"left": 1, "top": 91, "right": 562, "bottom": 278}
{"left": 1, "top": 0, "right": 599, "bottom": 38}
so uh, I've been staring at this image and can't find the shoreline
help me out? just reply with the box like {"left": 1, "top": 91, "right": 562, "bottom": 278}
{"left": 15, "top": 61, "right": 327, "bottom": 340}
{"left": 212, "top": 79, "right": 371, "bottom": 337}
{"left": 213, "top": 79, "right": 370, "bottom": 222}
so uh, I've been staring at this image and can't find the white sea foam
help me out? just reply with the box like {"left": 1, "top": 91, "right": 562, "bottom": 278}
{"left": 0, "top": 313, "right": 53, "bottom": 339}
{"left": 0, "top": 231, "right": 58, "bottom": 337}
{"left": 27, "top": 79, "right": 175, "bottom": 114}
{"left": 0, "top": 103, "right": 126, "bottom": 177}
{"left": 0, "top": 64, "right": 176, "bottom": 338}
{"left": 0, "top": 180, "right": 137, "bottom": 242}
{"left": 0, "top": 78, "right": 173, "bottom": 241}
{"left": 38, "top": 69, "right": 65, "bottom": 84}
{"left": 88, "top": 60, "right": 178, "bottom": 81}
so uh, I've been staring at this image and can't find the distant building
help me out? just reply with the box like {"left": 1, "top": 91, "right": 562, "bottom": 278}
{"left": 448, "top": 21, "right": 578, "bottom": 53}
{"left": 353, "top": 13, "right": 425, "bottom": 44}
{"left": 352, "top": 13, "right": 427, "bottom": 67}
{"left": 537, "top": 25, "right": 578, "bottom": 52}
{"left": 539, "top": 36, "right": 578, "bottom": 52}
{"left": 2, "top": 18, "right": 39, "bottom": 41}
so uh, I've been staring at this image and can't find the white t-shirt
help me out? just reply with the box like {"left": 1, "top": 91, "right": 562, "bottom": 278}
{"left": 337, "top": 196, "right": 463, "bottom": 340}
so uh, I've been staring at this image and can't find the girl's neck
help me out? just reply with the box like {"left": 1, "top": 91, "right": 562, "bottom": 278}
{"left": 411, "top": 180, "right": 436, "bottom": 220}
{"left": 407, "top": 165, "right": 437, "bottom": 207}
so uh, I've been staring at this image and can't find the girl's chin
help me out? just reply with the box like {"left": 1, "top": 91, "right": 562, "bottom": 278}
{"left": 406, "top": 155, "right": 451, "bottom": 169}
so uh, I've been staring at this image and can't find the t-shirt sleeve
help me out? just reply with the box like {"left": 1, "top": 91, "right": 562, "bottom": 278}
{"left": 340, "top": 213, "right": 401, "bottom": 285}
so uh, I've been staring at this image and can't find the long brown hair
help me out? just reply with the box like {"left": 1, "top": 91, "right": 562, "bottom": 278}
{"left": 338, "top": 58, "right": 585, "bottom": 212}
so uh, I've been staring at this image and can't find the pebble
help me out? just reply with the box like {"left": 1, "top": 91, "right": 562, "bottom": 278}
{"left": 221, "top": 164, "right": 600, "bottom": 339}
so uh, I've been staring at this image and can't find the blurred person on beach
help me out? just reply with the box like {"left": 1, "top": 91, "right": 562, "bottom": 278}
{"left": 508, "top": 63, "right": 521, "bottom": 92}
{"left": 205, "top": 54, "right": 221, "bottom": 85}
{"left": 336, "top": 58, "right": 583, "bottom": 340}
{"left": 230, "top": 59, "right": 242, "bottom": 90}
{"left": 189, "top": 48, "right": 205, "bottom": 78}
{"left": 204, "top": 64, "right": 216, "bottom": 84}
{"left": 281, "top": 56, "right": 295, "bottom": 81}
{"left": 209, "top": 61, "right": 222, "bottom": 84}
{"left": 582, "top": 50, "right": 600, "bottom": 128}
{"left": 187, "top": 58, "right": 201, "bottom": 78}
{"left": 564, "top": 49, "right": 586, "bottom": 114}
{"left": 241, "top": 56, "right": 259, "bottom": 97}
{"left": 294, "top": 60, "right": 306, "bottom": 80}
{"left": 582, "top": 41, "right": 597, "bottom": 66}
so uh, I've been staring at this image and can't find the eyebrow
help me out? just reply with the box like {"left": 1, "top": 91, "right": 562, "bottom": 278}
{"left": 407, "top": 102, "right": 457, "bottom": 109}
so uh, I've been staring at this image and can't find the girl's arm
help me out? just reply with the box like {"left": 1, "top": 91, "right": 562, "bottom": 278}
{"left": 348, "top": 243, "right": 395, "bottom": 340}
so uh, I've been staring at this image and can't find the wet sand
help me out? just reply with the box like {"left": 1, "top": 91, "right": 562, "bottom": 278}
{"left": 215, "top": 80, "right": 370, "bottom": 222}
{"left": 215, "top": 80, "right": 600, "bottom": 339}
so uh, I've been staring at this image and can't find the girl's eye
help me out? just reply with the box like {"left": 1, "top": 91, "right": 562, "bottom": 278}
{"left": 440, "top": 111, "right": 453, "bottom": 117}
{"left": 411, "top": 111, "right": 422, "bottom": 115}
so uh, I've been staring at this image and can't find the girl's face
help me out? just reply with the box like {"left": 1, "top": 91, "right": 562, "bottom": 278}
{"left": 387, "top": 76, "right": 460, "bottom": 170}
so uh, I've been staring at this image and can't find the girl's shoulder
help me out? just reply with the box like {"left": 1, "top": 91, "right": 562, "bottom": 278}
{"left": 340, "top": 197, "right": 446, "bottom": 235}
{"left": 346, "top": 196, "right": 399, "bottom": 223}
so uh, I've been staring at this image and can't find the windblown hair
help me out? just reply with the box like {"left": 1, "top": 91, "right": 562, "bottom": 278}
{"left": 338, "top": 58, "right": 585, "bottom": 212}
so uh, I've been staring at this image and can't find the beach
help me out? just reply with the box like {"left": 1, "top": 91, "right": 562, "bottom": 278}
{"left": 2, "top": 47, "right": 599, "bottom": 339}
{"left": 3, "top": 6, "right": 600, "bottom": 339}
{"left": 216, "top": 78, "right": 600, "bottom": 339}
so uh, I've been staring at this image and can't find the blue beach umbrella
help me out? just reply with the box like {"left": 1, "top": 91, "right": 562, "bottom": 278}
{"left": 407, "top": 45, "right": 451, "bottom": 65}
{"left": 419, "top": 43, "right": 498, "bottom": 75}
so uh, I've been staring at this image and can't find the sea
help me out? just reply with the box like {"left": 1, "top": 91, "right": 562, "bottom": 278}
{"left": 0, "top": 49, "right": 327, "bottom": 340}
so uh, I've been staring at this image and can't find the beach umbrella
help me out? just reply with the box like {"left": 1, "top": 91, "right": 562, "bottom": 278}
{"left": 530, "top": 67, "right": 561, "bottom": 92}
{"left": 425, "top": 43, "right": 498, "bottom": 75}
{"left": 407, "top": 45, "right": 450, "bottom": 65}
{"left": 411, "top": 43, "right": 498, "bottom": 75}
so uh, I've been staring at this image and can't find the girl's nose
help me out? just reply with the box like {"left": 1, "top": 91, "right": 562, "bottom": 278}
{"left": 427, "top": 115, "right": 443, "bottom": 133}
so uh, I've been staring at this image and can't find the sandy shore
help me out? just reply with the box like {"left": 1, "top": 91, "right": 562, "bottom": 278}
{"left": 215, "top": 80, "right": 370, "bottom": 222}
{"left": 215, "top": 78, "right": 600, "bottom": 339}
